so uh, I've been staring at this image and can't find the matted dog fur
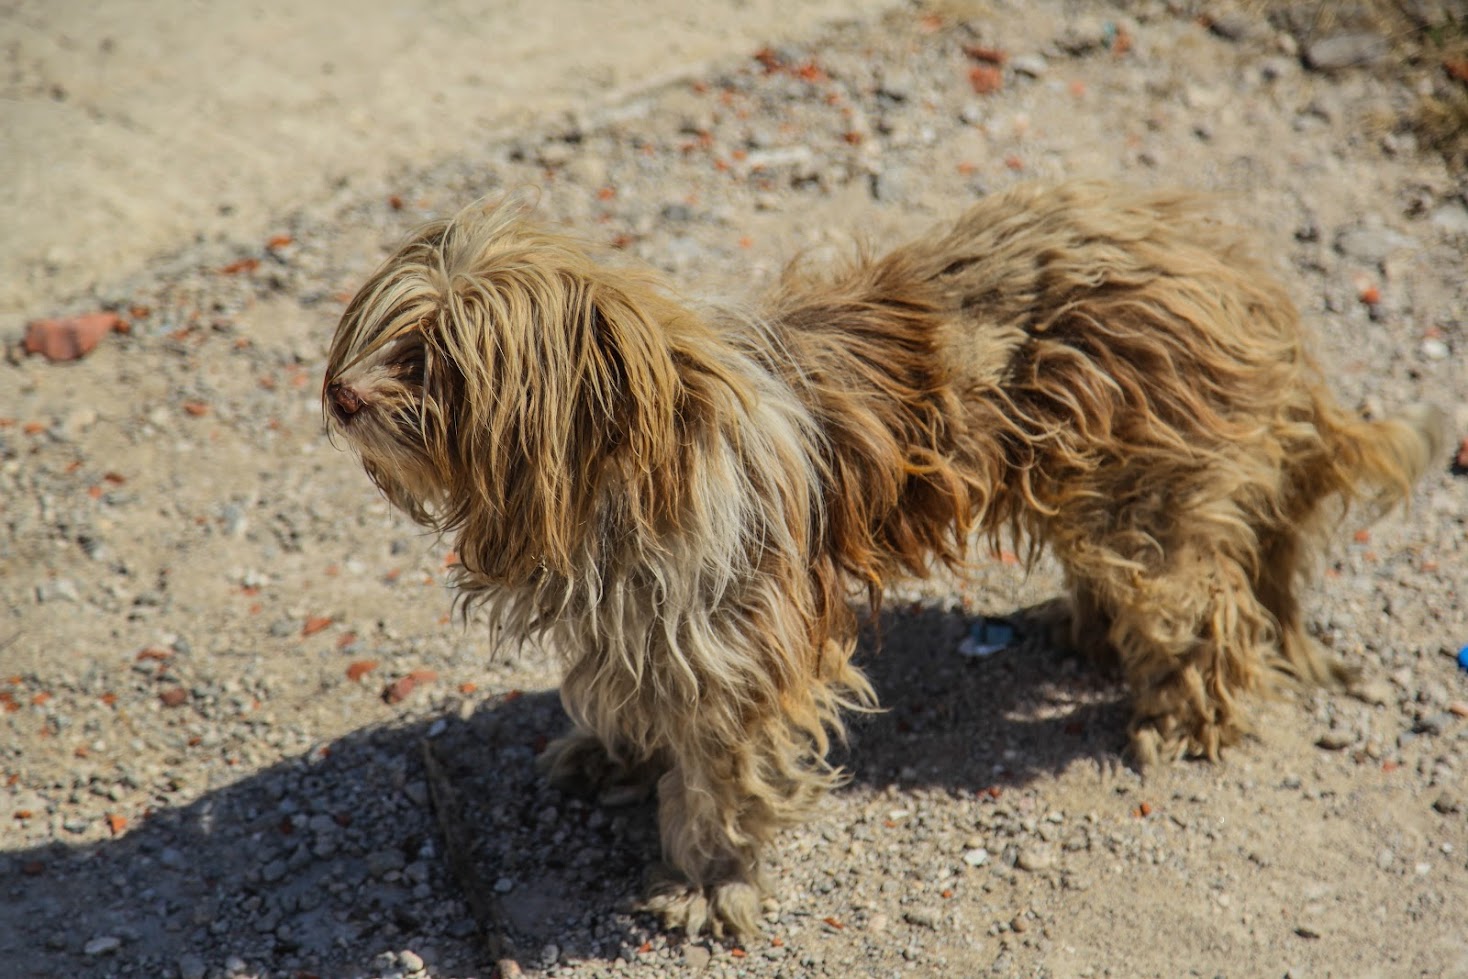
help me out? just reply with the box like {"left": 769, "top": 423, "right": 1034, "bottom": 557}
{"left": 324, "top": 182, "right": 1441, "bottom": 935}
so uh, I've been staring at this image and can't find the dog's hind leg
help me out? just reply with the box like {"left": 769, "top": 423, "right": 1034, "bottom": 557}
{"left": 1250, "top": 401, "right": 1444, "bottom": 690}
{"left": 1061, "top": 534, "right": 1277, "bottom": 766}
{"left": 538, "top": 727, "right": 665, "bottom": 807}
{"left": 1252, "top": 524, "right": 1344, "bottom": 687}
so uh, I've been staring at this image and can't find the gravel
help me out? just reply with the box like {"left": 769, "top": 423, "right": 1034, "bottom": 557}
{"left": 2, "top": 1, "right": 1466, "bottom": 977}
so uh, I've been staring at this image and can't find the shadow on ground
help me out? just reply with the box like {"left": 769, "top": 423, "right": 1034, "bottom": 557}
{"left": 2, "top": 603, "right": 1129, "bottom": 977}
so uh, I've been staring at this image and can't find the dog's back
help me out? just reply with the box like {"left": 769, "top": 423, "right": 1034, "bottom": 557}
{"left": 766, "top": 181, "right": 1441, "bottom": 760}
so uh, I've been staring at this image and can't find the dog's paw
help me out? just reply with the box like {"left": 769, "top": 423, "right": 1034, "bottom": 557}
{"left": 537, "top": 730, "right": 659, "bottom": 806}
{"left": 1127, "top": 720, "right": 1187, "bottom": 768}
{"left": 642, "top": 866, "right": 762, "bottom": 938}
{"left": 1128, "top": 710, "right": 1246, "bottom": 767}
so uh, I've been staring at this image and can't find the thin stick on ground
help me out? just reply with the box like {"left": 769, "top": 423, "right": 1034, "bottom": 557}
{"left": 419, "top": 736, "right": 513, "bottom": 967}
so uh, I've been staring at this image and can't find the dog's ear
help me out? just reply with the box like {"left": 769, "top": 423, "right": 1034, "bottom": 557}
{"left": 445, "top": 255, "right": 690, "bottom": 585}
{"left": 577, "top": 275, "right": 683, "bottom": 464}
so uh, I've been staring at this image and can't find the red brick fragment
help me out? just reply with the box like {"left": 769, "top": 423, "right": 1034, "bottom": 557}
{"left": 23, "top": 312, "right": 122, "bottom": 362}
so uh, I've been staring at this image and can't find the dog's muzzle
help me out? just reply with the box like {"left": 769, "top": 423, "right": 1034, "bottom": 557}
{"left": 326, "top": 381, "right": 363, "bottom": 424}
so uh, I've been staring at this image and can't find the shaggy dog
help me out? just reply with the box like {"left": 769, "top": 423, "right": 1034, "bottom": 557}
{"left": 323, "top": 182, "right": 1440, "bottom": 936}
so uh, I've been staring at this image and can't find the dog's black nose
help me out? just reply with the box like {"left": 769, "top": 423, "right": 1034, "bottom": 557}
{"left": 327, "top": 381, "right": 363, "bottom": 422}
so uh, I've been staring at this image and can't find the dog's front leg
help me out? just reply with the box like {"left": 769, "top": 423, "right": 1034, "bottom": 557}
{"left": 640, "top": 662, "right": 842, "bottom": 937}
{"left": 643, "top": 749, "right": 769, "bottom": 937}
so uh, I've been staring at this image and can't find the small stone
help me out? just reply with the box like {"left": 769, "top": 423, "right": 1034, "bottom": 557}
{"left": 1315, "top": 730, "right": 1353, "bottom": 750}
{"left": 36, "top": 578, "right": 80, "bottom": 603}
{"left": 963, "top": 847, "right": 991, "bottom": 867}
{"left": 1010, "top": 54, "right": 1048, "bottom": 78}
{"left": 1420, "top": 338, "right": 1449, "bottom": 361}
{"left": 177, "top": 953, "right": 207, "bottom": 979}
{"left": 1334, "top": 226, "right": 1412, "bottom": 264}
{"left": 1376, "top": 848, "right": 1395, "bottom": 870}
{"left": 1348, "top": 680, "right": 1394, "bottom": 707}
{"left": 493, "top": 876, "right": 515, "bottom": 894}
{"left": 84, "top": 935, "right": 121, "bottom": 956}
{"left": 1433, "top": 792, "right": 1462, "bottom": 814}
{"left": 61, "top": 408, "right": 98, "bottom": 439}
{"left": 1057, "top": 18, "right": 1107, "bottom": 55}
{"left": 1016, "top": 845, "right": 1055, "bottom": 871}
{"left": 1206, "top": 14, "right": 1252, "bottom": 42}
{"left": 367, "top": 849, "right": 406, "bottom": 877}
{"left": 876, "top": 68, "right": 916, "bottom": 101}
{"left": 1430, "top": 203, "right": 1468, "bottom": 236}
{"left": 683, "top": 944, "right": 712, "bottom": 971}
{"left": 261, "top": 858, "right": 288, "bottom": 883}
{"left": 565, "top": 156, "right": 607, "bottom": 187}
{"left": 1303, "top": 33, "right": 1388, "bottom": 72}
{"left": 903, "top": 907, "right": 940, "bottom": 929}
{"left": 536, "top": 142, "right": 573, "bottom": 168}
{"left": 220, "top": 504, "right": 248, "bottom": 537}
{"left": 870, "top": 168, "right": 910, "bottom": 203}
{"left": 1415, "top": 712, "right": 1454, "bottom": 736}
{"left": 24, "top": 313, "right": 122, "bottom": 362}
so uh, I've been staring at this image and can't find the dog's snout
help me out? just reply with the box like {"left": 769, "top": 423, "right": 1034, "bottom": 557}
{"left": 327, "top": 381, "right": 364, "bottom": 421}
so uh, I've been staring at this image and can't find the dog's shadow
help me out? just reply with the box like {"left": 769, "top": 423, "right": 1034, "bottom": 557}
{"left": 2, "top": 603, "right": 1127, "bottom": 977}
{"left": 842, "top": 602, "right": 1129, "bottom": 789}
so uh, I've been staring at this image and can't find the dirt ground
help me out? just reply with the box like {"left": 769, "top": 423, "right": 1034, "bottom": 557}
{"left": 3, "top": 2, "right": 1467, "bottom": 978}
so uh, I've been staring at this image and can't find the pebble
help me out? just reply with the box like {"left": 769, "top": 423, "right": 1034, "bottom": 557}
{"left": 683, "top": 944, "right": 712, "bottom": 971}
{"left": 1205, "top": 14, "right": 1251, "bottom": 42}
{"left": 367, "top": 849, "right": 406, "bottom": 877}
{"left": 1415, "top": 712, "right": 1454, "bottom": 736}
{"left": 903, "top": 907, "right": 940, "bottom": 929}
{"left": 84, "top": 935, "right": 122, "bottom": 956}
{"left": 1016, "top": 846, "right": 1056, "bottom": 872}
{"left": 177, "top": 953, "right": 207, "bottom": 979}
{"left": 1010, "top": 54, "right": 1048, "bottom": 78}
{"left": 1303, "top": 33, "right": 1389, "bottom": 72}
{"left": 1316, "top": 730, "right": 1354, "bottom": 750}
{"left": 1430, "top": 203, "right": 1468, "bottom": 236}
{"left": 870, "top": 168, "right": 911, "bottom": 203}
{"left": 35, "top": 578, "right": 81, "bottom": 603}
{"left": 1348, "top": 680, "right": 1394, "bottom": 707}
{"left": 23, "top": 312, "right": 121, "bottom": 362}
{"left": 963, "top": 847, "right": 991, "bottom": 867}
{"left": 1420, "top": 338, "right": 1449, "bottom": 361}
{"left": 1334, "top": 225, "right": 1413, "bottom": 264}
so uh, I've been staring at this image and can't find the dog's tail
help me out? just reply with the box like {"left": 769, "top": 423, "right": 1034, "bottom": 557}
{"left": 1326, "top": 402, "right": 1445, "bottom": 517}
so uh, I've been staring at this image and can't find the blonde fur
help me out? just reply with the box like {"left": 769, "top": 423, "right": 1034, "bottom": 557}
{"left": 324, "top": 182, "right": 1441, "bottom": 936}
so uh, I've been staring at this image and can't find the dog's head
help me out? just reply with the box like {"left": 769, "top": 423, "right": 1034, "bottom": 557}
{"left": 323, "top": 200, "right": 694, "bottom": 584}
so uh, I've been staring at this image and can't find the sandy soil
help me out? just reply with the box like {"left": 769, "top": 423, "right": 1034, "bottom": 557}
{"left": 0, "top": 0, "right": 890, "bottom": 319}
{"left": 3, "top": 1, "right": 1467, "bottom": 978}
